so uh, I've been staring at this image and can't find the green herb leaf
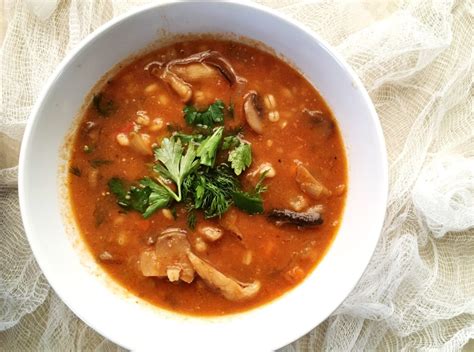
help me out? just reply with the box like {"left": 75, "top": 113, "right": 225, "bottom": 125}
{"left": 185, "top": 164, "right": 239, "bottom": 218}
{"left": 128, "top": 186, "right": 152, "bottom": 213}
{"left": 172, "top": 131, "right": 205, "bottom": 144}
{"left": 153, "top": 138, "right": 199, "bottom": 201}
{"left": 222, "top": 135, "right": 240, "bottom": 150}
{"left": 232, "top": 191, "right": 264, "bottom": 214}
{"left": 187, "top": 211, "right": 197, "bottom": 230}
{"left": 93, "top": 93, "right": 117, "bottom": 117}
{"left": 140, "top": 177, "right": 172, "bottom": 218}
{"left": 228, "top": 102, "right": 234, "bottom": 118}
{"left": 228, "top": 142, "right": 252, "bottom": 175}
{"left": 232, "top": 171, "right": 268, "bottom": 214}
{"left": 108, "top": 177, "right": 171, "bottom": 218}
{"left": 196, "top": 127, "right": 224, "bottom": 167}
{"left": 183, "top": 100, "right": 225, "bottom": 127}
{"left": 108, "top": 178, "right": 129, "bottom": 207}
{"left": 254, "top": 170, "right": 269, "bottom": 194}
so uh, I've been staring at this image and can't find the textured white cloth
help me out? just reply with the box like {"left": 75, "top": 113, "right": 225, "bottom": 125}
{"left": 1, "top": 0, "right": 473, "bottom": 350}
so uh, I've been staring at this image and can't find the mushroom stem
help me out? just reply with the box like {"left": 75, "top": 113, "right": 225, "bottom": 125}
{"left": 243, "top": 91, "right": 264, "bottom": 134}
{"left": 187, "top": 251, "right": 260, "bottom": 301}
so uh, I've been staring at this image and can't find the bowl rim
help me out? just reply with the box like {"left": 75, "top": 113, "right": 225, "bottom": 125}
{"left": 18, "top": 0, "right": 388, "bottom": 350}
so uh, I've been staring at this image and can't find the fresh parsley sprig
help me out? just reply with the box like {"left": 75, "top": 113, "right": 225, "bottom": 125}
{"left": 228, "top": 142, "right": 252, "bottom": 175}
{"left": 153, "top": 138, "right": 199, "bottom": 202}
{"left": 196, "top": 127, "right": 224, "bottom": 167}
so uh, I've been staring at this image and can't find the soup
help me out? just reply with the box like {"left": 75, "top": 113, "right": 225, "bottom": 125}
{"left": 68, "top": 38, "right": 347, "bottom": 316}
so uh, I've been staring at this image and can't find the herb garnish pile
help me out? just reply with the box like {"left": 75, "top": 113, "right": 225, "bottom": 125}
{"left": 108, "top": 100, "right": 267, "bottom": 227}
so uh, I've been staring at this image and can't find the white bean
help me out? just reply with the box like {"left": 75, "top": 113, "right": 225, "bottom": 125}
{"left": 136, "top": 111, "right": 150, "bottom": 126}
{"left": 158, "top": 94, "right": 170, "bottom": 105}
{"left": 290, "top": 195, "right": 308, "bottom": 212}
{"left": 149, "top": 117, "right": 164, "bottom": 132}
{"left": 162, "top": 208, "right": 174, "bottom": 220}
{"left": 116, "top": 133, "right": 129, "bottom": 146}
{"left": 117, "top": 231, "right": 127, "bottom": 246}
{"left": 144, "top": 83, "right": 158, "bottom": 95}
{"left": 268, "top": 111, "right": 280, "bottom": 122}
{"left": 195, "top": 237, "right": 208, "bottom": 252}
{"left": 242, "top": 250, "right": 253, "bottom": 265}
{"left": 259, "top": 162, "right": 276, "bottom": 178}
{"left": 264, "top": 94, "right": 277, "bottom": 109}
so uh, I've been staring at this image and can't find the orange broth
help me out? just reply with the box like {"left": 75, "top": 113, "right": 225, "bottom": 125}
{"left": 68, "top": 39, "right": 347, "bottom": 315}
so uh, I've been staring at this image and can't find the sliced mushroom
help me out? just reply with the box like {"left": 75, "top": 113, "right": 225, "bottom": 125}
{"left": 156, "top": 50, "right": 245, "bottom": 102}
{"left": 219, "top": 209, "right": 243, "bottom": 240}
{"left": 303, "top": 108, "right": 334, "bottom": 138}
{"left": 268, "top": 209, "right": 323, "bottom": 227}
{"left": 165, "top": 50, "right": 245, "bottom": 85}
{"left": 139, "top": 229, "right": 195, "bottom": 283}
{"left": 295, "top": 164, "right": 331, "bottom": 199}
{"left": 160, "top": 70, "right": 193, "bottom": 103}
{"left": 173, "top": 63, "right": 218, "bottom": 82}
{"left": 199, "top": 51, "right": 245, "bottom": 85}
{"left": 144, "top": 60, "right": 164, "bottom": 72}
{"left": 243, "top": 91, "right": 264, "bottom": 134}
{"left": 187, "top": 251, "right": 260, "bottom": 301}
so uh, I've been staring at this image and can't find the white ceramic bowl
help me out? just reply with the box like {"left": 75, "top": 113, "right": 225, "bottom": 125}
{"left": 19, "top": 1, "right": 388, "bottom": 351}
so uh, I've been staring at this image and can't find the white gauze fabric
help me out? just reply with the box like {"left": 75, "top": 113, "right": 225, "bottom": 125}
{"left": 0, "top": 0, "right": 473, "bottom": 351}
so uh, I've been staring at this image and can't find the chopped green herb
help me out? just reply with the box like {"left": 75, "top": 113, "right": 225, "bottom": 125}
{"left": 166, "top": 123, "right": 182, "bottom": 133}
{"left": 228, "top": 142, "right": 252, "bottom": 175}
{"left": 140, "top": 177, "right": 173, "bottom": 218}
{"left": 183, "top": 100, "right": 225, "bottom": 127}
{"left": 222, "top": 135, "right": 240, "bottom": 150}
{"left": 196, "top": 127, "right": 224, "bottom": 167}
{"left": 233, "top": 191, "right": 264, "bottom": 214}
{"left": 170, "top": 207, "right": 178, "bottom": 220}
{"left": 108, "top": 177, "right": 171, "bottom": 218}
{"left": 108, "top": 178, "right": 129, "bottom": 207}
{"left": 187, "top": 210, "right": 197, "bottom": 230}
{"left": 107, "top": 102, "right": 269, "bottom": 221}
{"left": 225, "top": 125, "right": 244, "bottom": 136}
{"left": 185, "top": 164, "right": 240, "bottom": 218}
{"left": 255, "top": 170, "right": 269, "bottom": 194}
{"left": 89, "top": 159, "right": 113, "bottom": 168}
{"left": 172, "top": 131, "right": 205, "bottom": 144}
{"left": 232, "top": 171, "right": 268, "bottom": 214}
{"left": 69, "top": 166, "right": 81, "bottom": 177}
{"left": 228, "top": 102, "right": 234, "bottom": 118}
{"left": 93, "top": 93, "right": 117, "bottom": 117}
{"left": 128, "top": 186, "right": 152, "bottom": 213}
